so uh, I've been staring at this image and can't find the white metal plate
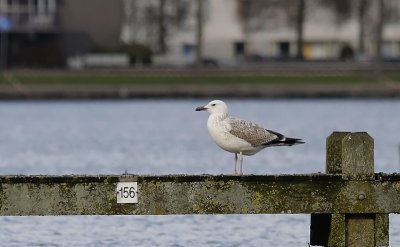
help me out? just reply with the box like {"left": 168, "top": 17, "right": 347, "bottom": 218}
{"left": 116, "top": 182, "right": 138, "bottom": 203}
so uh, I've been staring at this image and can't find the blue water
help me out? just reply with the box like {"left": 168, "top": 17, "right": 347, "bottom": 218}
{"left": 0, "top": 99, "right": 399, "bottom": 246}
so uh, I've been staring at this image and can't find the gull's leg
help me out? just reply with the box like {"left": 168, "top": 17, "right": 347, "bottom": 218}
{"left": 239, "top": 152, "right": 243, "bottom": 175}
{"left": 234, "top": 153, "right": 238, "bottom": 175}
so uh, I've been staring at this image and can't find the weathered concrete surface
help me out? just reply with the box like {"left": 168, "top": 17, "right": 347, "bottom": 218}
{"left": 312, "top": 132, "right": 388, "bottom": 247}
{"left": 1, "top": 174, "right": 400, "bottom": 216}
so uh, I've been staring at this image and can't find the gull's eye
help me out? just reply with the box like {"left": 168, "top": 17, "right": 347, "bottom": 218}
{"left": 211, "top": 103, "right": 216, "bottom": 106}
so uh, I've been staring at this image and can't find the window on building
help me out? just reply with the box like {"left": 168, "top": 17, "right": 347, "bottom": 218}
{"left": 279, "top": 42, "right": 290, "bottom": 59}
{"left": 234, "top": 41, "right": 245, "bottom": 57}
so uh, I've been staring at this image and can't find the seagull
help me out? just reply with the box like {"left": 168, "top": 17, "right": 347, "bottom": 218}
{"left": 196, "top": 100, "right": 304, "bottom": 175}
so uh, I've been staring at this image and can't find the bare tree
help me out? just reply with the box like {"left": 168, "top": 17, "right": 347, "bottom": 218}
{"left": 236, "top": 0, "right": 306, "bottom": 60}
{"left": 157, "top": 0, "right": 167, "bottom": 53}
{"left": 357, "top": 0, "right": 369, "bottom": 54}
{"left": 295, "top": 0, "right": 305, "bottom": 60}
{"left": 375, "top": 0, "right": 385, "bottom": 62}
{"left": 328, "top": 0, "right": 370, "bottom": 55}
{"left": 195, "top": 0, "right": 203, "bottom": 67}
{"left": 145, "top": 0, "right": 191, "bottom": 54}
{"left": 236, "top": 0, "right": 270, "bottom": 56}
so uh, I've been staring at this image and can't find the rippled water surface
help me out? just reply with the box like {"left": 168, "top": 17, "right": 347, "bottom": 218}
{"left": 0, "top": 99, "right": 399, "bottom": 246}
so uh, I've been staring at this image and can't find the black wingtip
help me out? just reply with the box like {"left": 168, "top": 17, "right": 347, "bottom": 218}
{"left": 286, "top": 138, "right": 305, "bottom": 145}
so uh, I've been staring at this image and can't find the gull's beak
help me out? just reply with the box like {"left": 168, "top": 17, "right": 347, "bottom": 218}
{"left": 195, "top": 106, "right": 207, "bottom": 111}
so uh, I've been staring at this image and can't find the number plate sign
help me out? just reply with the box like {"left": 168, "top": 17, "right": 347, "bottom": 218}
{"left": 116, "top": 182, "right": 138, "bottom": 203}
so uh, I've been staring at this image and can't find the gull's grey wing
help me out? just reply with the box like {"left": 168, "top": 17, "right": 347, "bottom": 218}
{"left": 227, "top": 117, "right": 280, "bottom": 147}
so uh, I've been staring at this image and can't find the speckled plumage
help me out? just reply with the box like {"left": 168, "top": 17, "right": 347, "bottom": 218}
{"left": 228, "top": 117, "right": 279, "bottom": 147}
{"left": 196, "top": 100, "right": 304, "bottom": 175}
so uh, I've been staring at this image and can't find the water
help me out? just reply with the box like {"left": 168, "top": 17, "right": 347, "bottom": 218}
{"left": 0, "top": 99, "right": 399, "bottom": 246}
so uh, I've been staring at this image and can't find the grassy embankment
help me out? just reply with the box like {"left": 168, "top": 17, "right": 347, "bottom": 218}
{"left": 1, "top": 71, "right": 399, "bottom": 86}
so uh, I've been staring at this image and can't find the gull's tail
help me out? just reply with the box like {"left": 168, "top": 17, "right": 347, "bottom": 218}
{"left": 281, "top": 137, "right": 305, "bottom": 146}
{"left": 264, "top": 129, "right": 305, "bottom": 147}
{"left": 266, "top": 137, "right": 305, "bottom": 147}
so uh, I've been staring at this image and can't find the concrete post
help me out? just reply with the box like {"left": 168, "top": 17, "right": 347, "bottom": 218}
{"left": 310, "top": 132, "right": 389, "bottom": 247}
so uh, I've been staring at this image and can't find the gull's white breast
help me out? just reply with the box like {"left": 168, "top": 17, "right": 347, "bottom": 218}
{"left": 207, "top": 115, "right": 259, "bottom": 155}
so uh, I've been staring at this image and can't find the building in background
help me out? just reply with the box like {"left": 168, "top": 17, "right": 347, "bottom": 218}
{"left": 0, "top": 0, "right": 61, "bottom": 67}
{"left": 120, "top": 0, "right": 244, "bottom": 66}
{"left": 129, "top": 0, "right": 400, "bottom": 65}
{"left": 1, "top": 0, "right": 400, "bottom": 68}
{"left": 248, "top": 0, "right": 400, "bottom": 61}
{"left": 59, "top": 0, "right": 123, "bottom": 50}
{"left": 0, "top": 0, "right": 123, "bottom": 68}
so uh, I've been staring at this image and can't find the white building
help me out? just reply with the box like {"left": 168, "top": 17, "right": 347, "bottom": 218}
{"left": 121, "top": 0, "right": 400, "bottom": 65}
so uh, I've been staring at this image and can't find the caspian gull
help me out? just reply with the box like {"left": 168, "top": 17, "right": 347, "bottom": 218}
{"left": 196, "top": 100, "right": 304, "bottom": 175}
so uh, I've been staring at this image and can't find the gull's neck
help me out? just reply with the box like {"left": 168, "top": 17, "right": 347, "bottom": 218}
{"left": 208, "top": 112, "right": 229, "bottom": 122}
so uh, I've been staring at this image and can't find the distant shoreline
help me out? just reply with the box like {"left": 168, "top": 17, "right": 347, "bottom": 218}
{"left": 1, "top": 83, "right": 400, "bottom": 99}
{"left": 1, "top": 65, "right": 400, "bottom": 99}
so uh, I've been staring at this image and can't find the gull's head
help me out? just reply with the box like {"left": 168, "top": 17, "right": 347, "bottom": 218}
{"left": 195, "top": 100, "right": 228, "bottom": 115}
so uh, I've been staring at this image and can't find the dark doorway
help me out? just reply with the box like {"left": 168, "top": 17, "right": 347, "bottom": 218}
{"left": 234, "top": 41, "right": 245, "bottom": 57}
{"left": 279, "top": 41, "right": 290, "bottom": 59}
